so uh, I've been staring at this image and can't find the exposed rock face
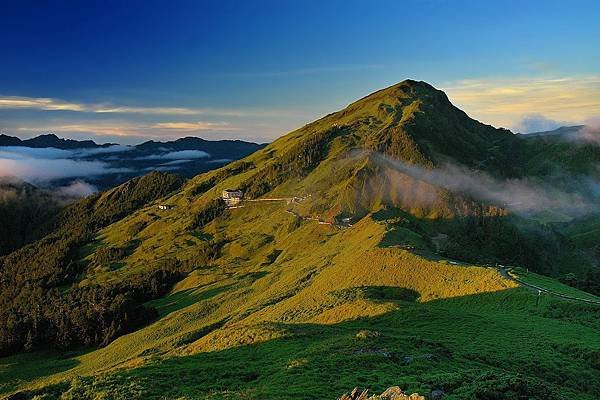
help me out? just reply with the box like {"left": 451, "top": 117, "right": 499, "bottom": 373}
{"left": 338, "top": 386, "right": 425, "bottom": 400}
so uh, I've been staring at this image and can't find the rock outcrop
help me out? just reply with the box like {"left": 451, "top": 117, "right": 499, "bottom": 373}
{"left": 338, "top": 386, "right": 425, "bottom": 400}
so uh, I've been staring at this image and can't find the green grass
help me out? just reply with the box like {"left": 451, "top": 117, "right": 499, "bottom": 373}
{"left": 379, "top": 226, "right": 430, "bottom": 249}
{"left": 511, "top": 268, "right": 600, "bottom": 302}
{"left": 16, "top": 288, "right": 600, "bottom": 400}
{"left": 2, "top": 80, "right": 600, "bottom": 399}
{"left": 561, "top": 214, "right": 600, "bottom": 248}
{"left": 146, "top": 283, "right": 237, "bottom": 317}
{"left": 0, "top": 351, "right": 85, "bottom": 394}
{"left": 0, "top": 210, "right": 519, "bottom": 398}
{"left": 3, "top": 174, "right": 597, "bottom": 399}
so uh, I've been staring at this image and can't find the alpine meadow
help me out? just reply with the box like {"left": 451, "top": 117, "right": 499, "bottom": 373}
{"left": 1, "top": 2, "right": 600, "bottom": 400}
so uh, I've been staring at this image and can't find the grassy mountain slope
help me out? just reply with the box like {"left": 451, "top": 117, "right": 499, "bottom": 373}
{"left": 0, "top": 172, "right": 186, "bottom": 355}
{"left": 1, "top": 81, "right": 599, "bottom": 399}
{"left": 3, "top": 204, "right": 599, "bottom": 399}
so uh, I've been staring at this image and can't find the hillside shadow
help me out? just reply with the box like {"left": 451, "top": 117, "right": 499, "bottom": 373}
{"left": 0, "top": 350, "right": 84, "bottom": 395}
{"left": 11, "top": 287, "right": 600, "bottom": 399}
{"left": 190, "top": 230, "right": 214, "bottom": 241}
{"left": 371, "top": 207, "right": 586, "bottom": 277}
{"left": 239, "top": 270, "right": 271, "bottom": 282}
{"left": 332, "top": 286, "right": 420, "bottom": 303}
{"left": 25, "top": 286, "right": 598, "bottom": 400}
{"left": 148, "top": 283, "right": 237, "bottom": 317}
{"left": 76, "top": 238, "right": 142, "bottom": 273}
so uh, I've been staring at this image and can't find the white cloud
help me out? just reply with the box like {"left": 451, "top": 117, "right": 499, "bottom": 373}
{"left": 0, "top": 147, "right": 132, "bottom": 184}
{"left": 151, "top": 122, "right": 235, "bottom": 131}
{"left": 73, "top": 145, "right": 134, "bottom": 156}
{"left": 0, "top": 95, "right": 301, "bottom": 118}
{"left": 143, "top": 166, "right": 181, "bottom": 172}
{"left": 206, "top": 158, "right": 232, "bottom": 163}
{"left": 15, "top": 121, "right": 237, "bottom": 139}
{"left": 54, "top": 180, "right": 98, "bottom": 199}
{"left": 513, "top": 114, "right": 575, "bottom": 134}
{"left": 0, "top": 147, "right": 74, "bottom": 159}
{"left": 135, "top": 150, "right": 210, "bottom": 160}
{"left": 16, "top": 123, "right": 146, "bottom": 137}
{"left": 0, "top": 145, "right": 133, "bottom": 160}
{"left": 0, "top": 158, "right": 131, "bottom": 183}
{"left": 372, "top": 152, "right": 598, "bottom": 216}
{"left": 0, "top": 96, "right": 200, "bottom": 115}
{"left": 160, "top": 159, "right": 194, "bottom": 166}
{"left": 441, "top": 75, "right": 600, "bottom": 129}
{"left": 0, "top": 97, "right": 86, "bottom": 111}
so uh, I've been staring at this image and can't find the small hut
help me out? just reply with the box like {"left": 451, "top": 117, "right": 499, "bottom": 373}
{"left": 222, "top": 189, "right": 243, "bottom": 206}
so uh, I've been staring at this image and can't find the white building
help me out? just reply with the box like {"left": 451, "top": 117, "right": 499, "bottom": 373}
{"left": 222, "top": 189, "right": 243, "bottom": 206}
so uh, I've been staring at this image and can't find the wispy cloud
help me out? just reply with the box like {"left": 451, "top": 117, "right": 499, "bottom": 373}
{"left": 151, "top": 121, "right": 235, "bottom": 131}
{"left": 0, "top": 145, "right": 133, "bottom": 160}
{"left": 16, "top": 121, "right": 237, "bottom": 138}
{"left": 134, "top": 150, "right": 210, "bottom": 161}
{"left": 371, "top": 152, "right": 598, "bottom": 216}
{"left": 0, "top": 96, "right": 198, "bottom": 115}
{"left": 53, "top": 181, "right": 98, "bottom": 199}
{"left": 0, "top": 95, "right": 299, "bottom": 118}
{"left": 16, "top": 123, "right": 148, "bottom": 138}
{"left": 441, "top": 76, "right": 600, "bottom": 130}
{"left": 513, "top": 114, "right": 575, "bottom": 134}
{"left": 0, "top": 97, "right": 87, "bottom": 111}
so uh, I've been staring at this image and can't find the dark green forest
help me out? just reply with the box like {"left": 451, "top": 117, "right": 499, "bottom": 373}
{"left": 0, "top": 172, "right": 185, "bottom": 355}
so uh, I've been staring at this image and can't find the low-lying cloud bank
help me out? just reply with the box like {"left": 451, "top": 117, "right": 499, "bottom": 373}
{"left": 576, "top": 123, "right": 600, "bottom": 145}
{"left": 514, "top": 114, "right": 574, "bottom": 134}
{"left": 528, "top": 122, "right": 600, "bottom": 145}
{"left": 371, "top": 152, "right": 599, "bottom": 216}
{"left": 0, "top": 178, "right": 98, "bottom": 207}
{"left": 53, "top": 180, "right": 98, "bottom": 200}
{"left": 442, "top": 75, "right": 600, "bottom": 130}
{"left": 0, "top": 144, "right": 216, "bottom": 188}
{"left": 0, "top": 147, "right": 132, "bottom": 184}
{"left": 0, "top": 145, "right": 133, "bottom": 159}
{"left": 134, "top": 150, "right": 210, "bottom": 160}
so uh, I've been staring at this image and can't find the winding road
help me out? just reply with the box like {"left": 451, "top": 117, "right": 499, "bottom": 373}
{"left": 497, "top": 266, "right": 600, "bottom": 306}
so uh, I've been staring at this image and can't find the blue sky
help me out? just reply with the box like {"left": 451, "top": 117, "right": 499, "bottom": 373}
{"left": 1, "top": 0, "right": 599, "bottom": 144}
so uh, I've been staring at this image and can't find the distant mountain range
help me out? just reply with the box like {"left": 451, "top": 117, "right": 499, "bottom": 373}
{"left": 0, "top": 133, "right": 112, "bottom": 149}
{"left": 523, "top": 125, "right": 586, "bottom": 138}
{"left": 0, "top": 133, "right": 266, "bottom": 155}
{"left": 0, "top": 133, "right": 266, "bottom": 190}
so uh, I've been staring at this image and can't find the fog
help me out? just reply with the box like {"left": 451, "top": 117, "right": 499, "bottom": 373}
{"left": 0, "top": 145, "right": 212, "bottom": 186}
{"left": 53, "top": 181, "right": 98, "bottom": 200}
{"left": 576, "top": 124, "right": 600, "bottom": 145}
{"left": 370, "top": 152, "right": 599, "bottom": 216}
{"left": 0, "top": 153, "right": 132, "bottom": 184}
{"left": 134, "top": 150, "right": 210, "bottom": 160}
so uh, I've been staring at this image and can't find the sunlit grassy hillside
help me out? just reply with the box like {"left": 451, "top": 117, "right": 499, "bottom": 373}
{"left": 2, "top": 80, "right": 600, "bottom": 399}
{"left": 3, "top": 200, "right": 600, "bottom": 399}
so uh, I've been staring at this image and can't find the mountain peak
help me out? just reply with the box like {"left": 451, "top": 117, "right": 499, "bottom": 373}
{"left": 37, "top": 133, "right": 60, "bottom": 139}
{"left": 349, "top": 79, "right": 442, "bottom": 109}
{"left": 211, "top": 80, "right": 517, "bottom": 219}
{"left": 303, "top": 79, "right": 513, "bottom": 168}
{"left": 387, "top": 78, "right": 438, "bottom": 92}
